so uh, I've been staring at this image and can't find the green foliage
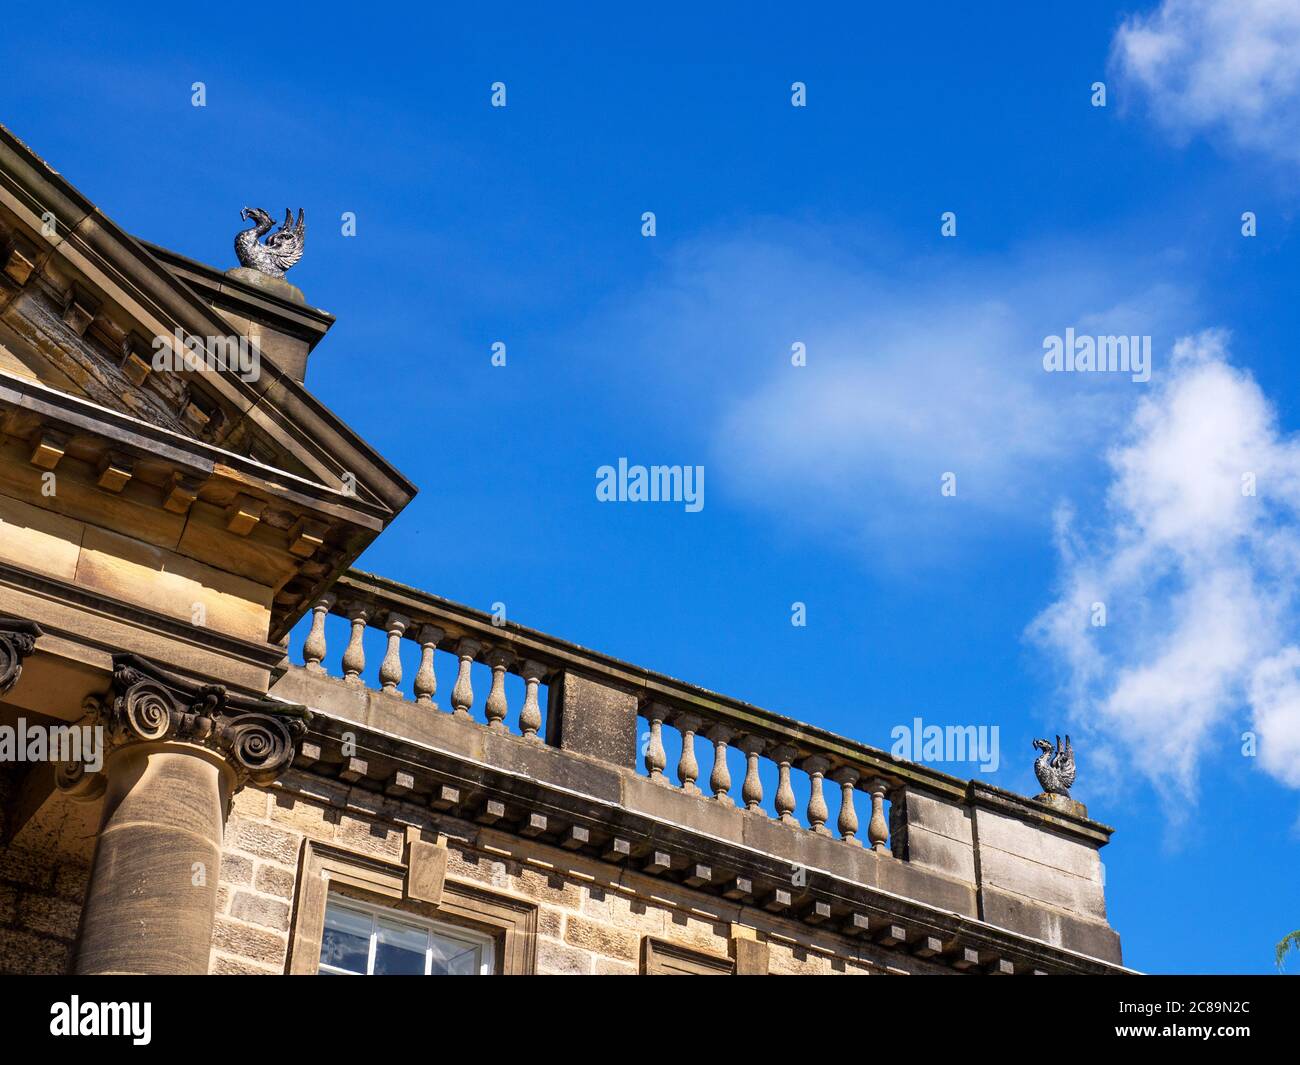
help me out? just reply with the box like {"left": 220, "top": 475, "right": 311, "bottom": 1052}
{"left": 1276, "top": 930, "right": 1300, "bottom": 971}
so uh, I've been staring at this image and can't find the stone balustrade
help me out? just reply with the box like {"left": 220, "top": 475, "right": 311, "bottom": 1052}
{"left": 299, "top": 585, "right": 551, "bottom": 742}
{"left": 281, "top": 570, "right": 1123, "bottom": 967}
{"left": 291, "top": 570, "right": 930, "bottom": 858}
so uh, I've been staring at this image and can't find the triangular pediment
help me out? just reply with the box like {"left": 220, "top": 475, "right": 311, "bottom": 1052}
{"left": 0, "top": 123, "right": 415, "bottom": 639}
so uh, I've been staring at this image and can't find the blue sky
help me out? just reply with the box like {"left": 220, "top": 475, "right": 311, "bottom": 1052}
{"left": 5, "top": 1, "right": 1299, "bottom": 973}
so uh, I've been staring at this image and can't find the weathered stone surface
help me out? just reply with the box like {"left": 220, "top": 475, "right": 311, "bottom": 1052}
{"left": 17, "top": 893, "right": 80, "bottom": 939}
{"left": 334, "top": 813, "right": 404, "bottom": 860}
{"left": 901, "top": 787, "right": 974, "bottom": 845}
{"left": 219, "top": 852, "right": 254, "bottom": 887}
{"left": 981, "top": 888, "right": 1122, "bottom": 963}
{"left": 406, "top": 840, "right": 448, "bottom": 905}
{"left": 582, "top": 887, "right": 667, "bottom": 935}
{"left": 977, "top": 846, "right": 1106, "bottom": 919}
{"left": 268, "top": 792, "right": 338, "bottom": 840}
{"left": 537, "top": 937, "right": 592, "bottom": 975}
{"left": 229, "top": 890, "right": 291, "bottom": 932}
{"left": 231, "top": 787, "right": 270, "bottom": 820}
{"left": 211, "top": 916, "right": 288, "bottom": 968}
{"left": 76, "top": 746, "right": 228, "bottom": 975}
{"left": 52, "top": 861, "right": 90, "bottom": 901}
{"left": 974, "top": 807, "right": 1102, "bottom": 881}
{"left": 0, "top": 845, "right": 53, "bottom": 889}
{"left": 517, "top": 867, "right": 583, "bottom": 910}
{"left": 538, "top": 907, "right": 564, "bottom": 938}
{"left": 904, "top": 823, "right": 976, "bottom": 882}
{"left": 209, "top": 951, "right": 281, "bottom": 975}
{"left": 254, "top": 863, "right": 296, "bottom": 900}
{"left": 731, "top": 936, "right": 770, "bottom": 975}
{"left": 563, "top": 914, "right": 639, "bottom": 962}
{"left": 0, "top": 928, "right": 70, "bottom": 974}
{"left": 546, "top": 671, "right": 638, "bottom": 768}
{"left": 232, "top": 820, "right": 301, "bottom": 865}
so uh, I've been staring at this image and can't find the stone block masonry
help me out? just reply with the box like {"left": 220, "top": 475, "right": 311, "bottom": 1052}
{"left": 208, "top": 771, "right": 959, "bottom": 976}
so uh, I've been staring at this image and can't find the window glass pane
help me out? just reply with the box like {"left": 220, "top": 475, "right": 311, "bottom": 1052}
{"left": 373, "top": 917, "right": 429, "bottom": 975}
{"left": 320, "top": 903, "right": 371, "bottom": 974}
{"left": 430, "top": 932, "right": 482, "bottom": 976}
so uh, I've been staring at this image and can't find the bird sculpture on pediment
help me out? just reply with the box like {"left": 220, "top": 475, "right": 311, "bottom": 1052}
{"left": 235, "top": 207, "right": 305, "bottom": 279}
{"left": 1033, "top": 734, "right": 1076, "bottom": 797}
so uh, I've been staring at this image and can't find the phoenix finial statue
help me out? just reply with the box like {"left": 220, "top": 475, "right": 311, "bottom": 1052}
{"left": 235, "top": 208, "right": 305, "bottom": 279}
{"left": 1033, "top": 735, "right": 1075, "bottom": 797}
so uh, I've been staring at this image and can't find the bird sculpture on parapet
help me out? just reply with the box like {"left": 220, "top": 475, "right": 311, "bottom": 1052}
{"left": 1033, "top": 735, "right": 1076, "bottom": 797}
{"left": 235, "top": 207, "right": 305, "bottom": 279}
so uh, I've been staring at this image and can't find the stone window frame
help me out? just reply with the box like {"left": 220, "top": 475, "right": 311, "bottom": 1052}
{"left": 287, "top": 839, "right": 537, "bottom": 975}
{"left": 641, "top": 936, "right": 735, "bottom": 975}
{"left": 319, "top": 893, "right": 496, "bottom": 975}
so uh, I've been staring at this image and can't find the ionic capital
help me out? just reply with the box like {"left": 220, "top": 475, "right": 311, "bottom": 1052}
{"left": 66, "top": 653, "right": 312, "bottom": 796}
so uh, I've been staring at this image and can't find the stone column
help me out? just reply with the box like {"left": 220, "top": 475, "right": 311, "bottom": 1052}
{"left": 61, "top": 654, "right": 309, "bottom": 975}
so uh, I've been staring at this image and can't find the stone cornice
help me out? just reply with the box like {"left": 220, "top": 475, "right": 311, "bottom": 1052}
{"left": 0, "top": 559, "right": 287, "bottom": 676}
{"left": 285, "top": 700, "right": 1129, "bottom": 975}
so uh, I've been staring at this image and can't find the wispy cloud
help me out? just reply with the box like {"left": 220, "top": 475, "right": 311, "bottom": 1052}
{"left": 1030, "top": 332, "right": 1300, "bottom": 818}
{"left": 1112, "top": 0, "right": 1300, "bottom": 165}
{"left": 588, "top": 224, "right": 1194, "bottom": 563}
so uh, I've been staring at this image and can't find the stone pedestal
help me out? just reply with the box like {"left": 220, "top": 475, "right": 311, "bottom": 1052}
{"left": 225, "top": 266, "right": 307, "bottom": 305}
{"left": 1034, "top": 792, "right": 1088, "bottom": 818}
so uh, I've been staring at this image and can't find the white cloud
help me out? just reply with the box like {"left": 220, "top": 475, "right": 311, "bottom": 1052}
{"left": 586, "top": 226, "right": 1192, "bottom": 563}
{"left": 1112, "top": 0, "right": 1300, "bottom": 164}
{"left": 1030, "top": 332, "right": 1300, "bottom": 812}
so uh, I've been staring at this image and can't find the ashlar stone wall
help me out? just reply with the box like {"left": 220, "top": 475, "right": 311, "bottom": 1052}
{"left": 211, "top": 769, "right": 951, "bottom": 976}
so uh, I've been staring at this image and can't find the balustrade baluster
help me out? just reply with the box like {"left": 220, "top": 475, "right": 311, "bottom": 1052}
{"left": 302, "top": 593, "right": 334, "bottom": 672}
{"left": 674, "top": 713, "right": 702, "bottom": 794}
{"left": 801, "top": 755, "right": 830, "bottom": 834}
{"left": 644, "top": 703, "right": 669, "bottom": 784}
{"left": 866, "top": 777, "right": 890, "bottom": 853}
{"left": 341, "top": 602, "right": 368, "bottom": 686}
{"left": 451, "top": 638, "right": 480, "bottom": 719}
{"left": 378, "top": 612, "right": 408, "bottom": 694}
{"left": 832, "top": 767, "right": 861, "bottom": 845}
{"left": 413, "top": 625, "right": 443, "bottom": 707}
{"left": 485, "top": 650, "right": 512, "bottom": 730}
{"left": 739, "top": 736, "right": 765, "bottom": 811}
{"left": 707, "top": 726, "right": 734, "bottom": 804}
{"left": 772, "top": 745, "right": 798, "bottom": 825}
{"left": 519, "top": 660, "right": 545, "bottom": 740}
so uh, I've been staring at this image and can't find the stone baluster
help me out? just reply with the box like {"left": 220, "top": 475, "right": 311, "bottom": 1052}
{"left": 644, "top": 703, "right": 669, "bottom": 784}
{"left": 802, "top": 755, "right": 830, "bottom": 835}
{"left": 674, "top": 713, "right": 702, "bottom": 794}
{"left": 302, "top": 593, "right": 334, "bottom": 673}
{"left": 451, "top": 638, "right": 480, "bottom": 720}
{"left": 772, "top": 745, "right": 798, "bottom": 825}
{"left": 378, "top": 612, "right": 409, "bottom": 695}
{"left": 413, "top": 625, "right": 443, "bottom": 707}
{"left": 832, "top": 767, "right": 861, "bottom": 846}
{"left": 341, "top": 602, "right": 368, "bottom": 686}
{"left": 707, "top": 725, "right": 734, "bottom": 804}
{"left": 519, "top": 660, "right": 545, "bottom": 740}
{"left": 739, "top": 735, "right": 765, "bottom": 812}
{"left": 866, "top": 777, "right": 890, "bottom": 854}
{"left": 484, "top": 649, "right": 513, "bottom": 730}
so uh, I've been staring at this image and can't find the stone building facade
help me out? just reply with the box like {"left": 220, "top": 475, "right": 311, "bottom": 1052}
{"left": 0, "top": 125, "right": 1128, "bottom": 976}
